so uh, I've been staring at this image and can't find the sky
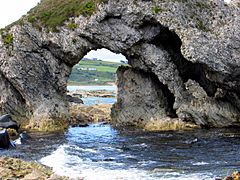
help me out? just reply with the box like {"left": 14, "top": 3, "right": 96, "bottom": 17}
{"left": 0, "top": 0, "right": 231, "bottom": 62}
{"left": 0, "top": 0, "right": 40, "bottom": 28}
{"left": 84, "top": 48, "right": 127, "bottom": 62}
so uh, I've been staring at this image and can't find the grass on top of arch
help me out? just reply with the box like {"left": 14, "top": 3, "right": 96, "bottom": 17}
{"left": 27, "top": 0, "right": 107, "bottom": 32}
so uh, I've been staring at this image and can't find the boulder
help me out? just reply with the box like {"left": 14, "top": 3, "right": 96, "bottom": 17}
{"left": 0, "top": 129, "right": 11, "bottom": 149}
{"left": 0, "top": 114, "right": 20, "bottom": 132}
{"left": 66, "top": 95, "right": 83, "bottom": 104}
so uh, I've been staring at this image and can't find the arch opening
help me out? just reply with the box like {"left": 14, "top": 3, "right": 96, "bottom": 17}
{"left": 67, "top": 48, "right": 129, "bottom": 125}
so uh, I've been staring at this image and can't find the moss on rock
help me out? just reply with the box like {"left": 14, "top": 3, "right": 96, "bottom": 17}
{"left": 1, "top": 32, "right": 14, "bottom": 45}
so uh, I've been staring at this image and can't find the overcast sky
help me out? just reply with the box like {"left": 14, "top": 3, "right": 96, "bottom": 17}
{"left": 0, "top": 0, "right": 231, "bottom": 62}
{"left": 0, "top": 0, "right": 40, "bottom": 28}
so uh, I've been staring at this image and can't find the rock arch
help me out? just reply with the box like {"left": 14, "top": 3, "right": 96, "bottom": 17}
{"left": 0, "top": 0, "right": 239, "bottom": 130}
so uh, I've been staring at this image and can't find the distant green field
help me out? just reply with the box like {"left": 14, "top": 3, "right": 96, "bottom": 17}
{"left": 68, "top": 60, "right": 127, "bottom": 85}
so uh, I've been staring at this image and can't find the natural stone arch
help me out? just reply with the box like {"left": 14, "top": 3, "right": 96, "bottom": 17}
{"left": 0, "top": 0, "right": 239, "bottom": 131}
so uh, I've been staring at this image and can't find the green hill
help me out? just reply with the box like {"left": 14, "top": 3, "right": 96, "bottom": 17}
{"left": 68, "top": 60, "right": 127, "bottom": 85}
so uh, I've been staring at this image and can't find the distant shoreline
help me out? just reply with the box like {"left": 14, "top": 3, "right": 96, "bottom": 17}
{"left": 67, "top": 84, "right": 117, "bottom": 92}
{"left": 67, "top": 81, "right": 116, "bottom": 86}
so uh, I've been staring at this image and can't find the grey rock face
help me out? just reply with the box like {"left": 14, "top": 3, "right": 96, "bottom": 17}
{"left": 0, "top": 129, "right": 11, "bottom": 149}
{"left": 111, "top": 66, "right": 176, "bottom": 127}
{"left": 0, "top": 0, "right": 239, "bottom": 130}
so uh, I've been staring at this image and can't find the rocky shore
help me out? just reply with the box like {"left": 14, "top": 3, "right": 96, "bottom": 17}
{"left": 0, "top": 157, "right": 68, "bottom": 179}
{"left": 1, "top": 88, "right": 240, "bottom": 178}
{"left": 69, "top": 103, "right": 112, "bottom": 125}
{"left": 0, "top": 89, "right": 113, "bottom": 179}
{"left": 221, "top": 171, "right": 240, "bottom": 180}
{"left": 68, "top": 89, "right": 116, "bottom": 98}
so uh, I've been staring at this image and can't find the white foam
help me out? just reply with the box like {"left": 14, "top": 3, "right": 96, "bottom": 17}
{"left": 192, "top": 162, "right": 210, "bottom": 166}
{"left": 40, "top": 144, "right": 84, "bottom": 178}
{"left": 39, "top": 144, "right": 215, "bottom": 180}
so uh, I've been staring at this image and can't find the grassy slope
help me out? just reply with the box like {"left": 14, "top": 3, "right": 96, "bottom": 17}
{"left": 68, "top": 60, "right": 126, "bottom": 85}
{"left": 76, "top": 61, "right": 121, "bottom": 73}
{"left": 27, "top": 0, "right": 106, "bottom": 31}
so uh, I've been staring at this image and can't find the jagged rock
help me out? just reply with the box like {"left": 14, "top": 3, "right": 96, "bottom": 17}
{"left": 0, "top": 157, "right": 68, "bottom": 179}
{"left": 222, "top": 171, "right": 240, "bottom": 180}
{"left": 69, "top": 104, "right": 111, "bottom": 124}
{"left": 0, "top": 0, "right": 239, "bottom": 130}
{"left": 0, "top": 129, "right": 11, "bottom": 149}
{"left": 66, "top": 95, "right": 83, "bottom": 104}
{"left": 111, "top": 66, "right": 176, "bottom": 127}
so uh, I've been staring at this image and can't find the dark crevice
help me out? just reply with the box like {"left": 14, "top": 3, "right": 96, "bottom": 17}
{"left": 132, "top": 68, "right": 177, "bottom": 118}
{"left": 0, "top": 71, "right": 27, "bottom": 116}
{"left": 0, "top": 71, "right": 26, "bottom": 105}
{"left": 99, "top": 14, "right": 122, "bottom": 23}
{"left": 149, "top": 26, "right": 217, "bottom": 97}
{"left": 152, "top": 74, "right": 177, "bottom": 118}
{"left": 217, "top": 91, "right": 240, "bottom": 112}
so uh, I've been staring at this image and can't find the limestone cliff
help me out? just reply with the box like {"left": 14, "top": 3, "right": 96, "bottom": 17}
{"left": 0, "top": 0, "right": 239, "bottom": 130}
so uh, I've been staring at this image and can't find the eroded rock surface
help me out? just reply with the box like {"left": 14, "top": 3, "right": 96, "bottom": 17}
{"left": 0, "top": 0, "right": 239, "bottom": 130}
{"left": 0, "top": 157, "right": 68, "bottom": 179}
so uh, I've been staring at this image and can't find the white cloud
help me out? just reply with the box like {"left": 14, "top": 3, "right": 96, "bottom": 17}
{"left": 84, "top": 48, "right": 127, "bottom": 62}
{"left": 0, "top": 0, "right": 40, "bottom": 28}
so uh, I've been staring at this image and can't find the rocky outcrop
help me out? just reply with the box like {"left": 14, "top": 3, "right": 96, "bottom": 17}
{"left": 0, "top": 129, "right": 11, "bottom": 149}
{"left": 0, "top": 157, "right": 68, "bottom": 179}
{"left": 0, "top": 114, "right": 20, "bottom": 132}
{"left": 70, "top": 104, "right": 111, "bottom": 124}
{"left": 0, "top": 0, "right": 239, "bottom": 130}
{"left": 111, "top": 66, "right": 196, "bottom": 130}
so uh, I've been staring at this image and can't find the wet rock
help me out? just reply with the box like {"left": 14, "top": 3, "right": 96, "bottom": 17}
{"left": 222, "top": 171, "right": 240, "bottom": 180}
{"left": 66, "top": 95, "right": 83, "bottom": 104}
{"left": 6, "top": 128, "right": 18, "bottom": 137}
{"left": 19, "top": 132, "right": 31, "bottom": 141}
{"left": 13, "top": 131, "right": 31, "bottom": 145}
{"left": 0, "top": 129, "right": 11, "bottom": 149}
{"left": 0, "top": 114, "right": 20, "bottom": 132}
{"left": 71, "top": 123, "right": 89, "bottom": 128}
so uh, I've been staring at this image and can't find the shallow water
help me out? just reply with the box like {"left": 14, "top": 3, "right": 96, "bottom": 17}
{"left": 81, "top": 97, "right": 116, "bottom": 105}
{"left": 1, "top": 85, "right": 239, "bottom": 179}
{"left": 68, "top": 85, "right": 117, "bottom": 105}
{"left": 2, "top": 124, "right": 240, "bottom": 179}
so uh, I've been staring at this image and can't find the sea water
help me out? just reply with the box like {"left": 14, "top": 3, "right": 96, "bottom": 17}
{"left": 68, "top": 85, "right": 117, "bottom": 105}
{"left": 1, "top": 86, "right": 239, "bottom": 179}
{"left": 38, "top": 124, "right": 240, "bottom": 179}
